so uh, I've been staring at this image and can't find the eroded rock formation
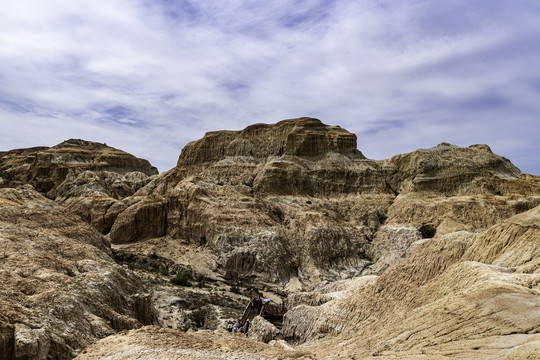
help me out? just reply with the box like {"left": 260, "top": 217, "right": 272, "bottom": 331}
{"left": 105, "top": 118, "right": 540, "bottom": 289}
{"left": 0, "top": 186, "right": 155, "bottom": 359}
{"left": 2, "top": 117, "right": 540, "bottom": 359}
{"left": 0, "top": 139, "right": 158, "bottom": 234}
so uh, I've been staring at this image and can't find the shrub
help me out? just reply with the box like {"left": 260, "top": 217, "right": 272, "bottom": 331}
{"left": 268, "top": 206, "right": 284, "bottom": 222}
{"left": 148, "top": 252, "right": 158, "bottom": 259}
{"left": 170, "top": 271, "right": 193, "bottom": 286}
{"left": 160, "top": 268, "right": 170, "bottom": 276}
{"left": 306, "top": 200, "right": 312, "bottom": 204}
{"left": 192, "top": 309, "right": 206, "bottom": 328}
{"left": 419, "top": 224, "right": 437, "bottom": 238}
{"left": 230, "top": 286, "right": 240, "bottom": 294}
{"left": 195, "top": 274, "right": 206, "bottom": 287}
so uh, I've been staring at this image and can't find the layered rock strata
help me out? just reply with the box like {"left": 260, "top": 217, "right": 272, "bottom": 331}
{"left": 106, "top": 118, "right": 540, "bottom": 289}
{"left": 281, "top": 206, "right": 540, "bottom": 359}
{"left": 0, "top": 186, "right": 154, "bottom": 359}
{"left": 0, "top": 139, "right": 158, "bottom": 233}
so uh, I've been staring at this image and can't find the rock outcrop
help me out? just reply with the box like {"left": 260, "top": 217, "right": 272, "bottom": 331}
{"left": 0, "top": 139, "right": 158, "bottom": 234}
{"left": 3, "top": 118, "right": 540, "bottom": 360}
{"left": 0, "top": 186, "right": 155, "bottom": 359}
{"left": 247, "top": 316, "right": 283, "bottom": 343}
{"left": 280, "top": 206, "right": 540, "bottom": 359}
{"left": 105, "top": 118, "right": 540, "bottom": 290}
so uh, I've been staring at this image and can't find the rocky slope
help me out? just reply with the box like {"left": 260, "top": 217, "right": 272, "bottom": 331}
{"left": 2, "top": 117, "right": 540, "bottom": 359}
{"left": 0, "top": 139, "right": 158, "bottom": 233}
{"left": 0, "top": 186, "right": 154, "bottom": 359}
{"left": 281, "top": 205, "right": 540, "bottom": 359}
{"left": 105, "top": 118, "right": 540, "bottom": 290}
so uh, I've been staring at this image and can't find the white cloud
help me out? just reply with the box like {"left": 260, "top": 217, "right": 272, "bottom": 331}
{"left": 0, "top": 0, "right": 539, "bottom": 174}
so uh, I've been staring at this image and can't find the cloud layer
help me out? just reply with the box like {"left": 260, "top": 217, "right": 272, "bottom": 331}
{"left": 1, "top": 0, "right": 539, "bottom": 174}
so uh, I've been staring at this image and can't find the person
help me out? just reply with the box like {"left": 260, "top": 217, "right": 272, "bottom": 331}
{"left": 232, "top": 318, "right": 243, "bottom": 333}
{"left": 240, "top": 320, "right": 250, "bottom": 334}
{"left": 250, "top": 297, "right": 263, "bottom": 312}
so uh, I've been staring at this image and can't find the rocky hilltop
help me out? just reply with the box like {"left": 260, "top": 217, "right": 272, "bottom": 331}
{"left": 1, "top": 118, "right": 540, "bottom": 359}
{"left": 105, "top": 118, "right": 540, "bottom": 287}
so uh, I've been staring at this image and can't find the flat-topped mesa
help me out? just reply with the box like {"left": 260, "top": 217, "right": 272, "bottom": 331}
{"left": 50, "top": 139, "right": 158, "bottom": 176}
{"left": 1, "top": 139, "right": 158, "bottom": 194}
{"left": 176, "top": 117, "right": 365, "bottom": 169}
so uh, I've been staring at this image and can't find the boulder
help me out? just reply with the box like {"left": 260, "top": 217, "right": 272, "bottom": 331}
{"left": 247, "top": 316, "right": 283, "bottom": 343}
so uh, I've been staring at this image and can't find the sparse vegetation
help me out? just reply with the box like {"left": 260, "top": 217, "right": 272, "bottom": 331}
{"left": 195, "top": 274, "right": 207, "bottom": 287}
{"left": 148, "top": 252, "right": 158, "bottom": 259}
{"left": 268, "top": 206, "right": 284, "bottom": 222}
{"left": 230, "top": 286, "right": 240, "bottom": 294}
{"left": 160, "top": 268, "right": 169, "bottom": 276}
{"left": 419, "top": 224, "right": 437, "bottom": 238}
{"left": 306, "top": 200, "right": 312, "bottom": 204}
{"left": 170, "top": 270, "right": 193, "bottom": 286}
{"left": 217, "top": 181, "right": 224, "bottom": 186}
{"left": 192, "top": 308, "right": 207, "bottom": 327}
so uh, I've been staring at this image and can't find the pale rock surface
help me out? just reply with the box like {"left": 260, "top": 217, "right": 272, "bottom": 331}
{"left": 0, "top": 139, "right": 158, "bottom": 234}
{"left": 0, "top": 186, "right": 154, "bottom": 359}
{"left": 74, "top": 326, "right": 311, "bottom": 360}
{"left": 247, "top": 316, "right": 283, "bottom": 343}
{"left": 364, "top": 225, "right": 422, "bottom": 274}
{"left": 281, "top": 207, "right": 540, "bottom": 359}
{"left": 105, "top": 118, "right": 540, "bottom": 289}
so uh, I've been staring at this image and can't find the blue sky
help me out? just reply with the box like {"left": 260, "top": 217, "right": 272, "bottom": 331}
{"left": 1, "top": 0, "right": 539, "bottom": 175}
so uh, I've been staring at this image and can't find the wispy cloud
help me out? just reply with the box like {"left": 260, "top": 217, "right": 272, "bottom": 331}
{"left": 1, "top": 0, "right": 539, "bottom": 175}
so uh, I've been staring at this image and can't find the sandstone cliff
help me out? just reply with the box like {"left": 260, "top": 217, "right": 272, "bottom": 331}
{"left": 3, "top": 118, "right": 540, "bottom": 360}
{"left": 0, "top": 139, "right": 158, "bottom": 234}
{"left": 106, "top": 118, "right": 540, "bottom": 290}
{"left": 0, "top": 186, "right": 155, "bottom": 359}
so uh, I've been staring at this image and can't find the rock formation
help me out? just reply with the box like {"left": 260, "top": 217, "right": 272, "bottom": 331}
{"left": 105, "top": 118, "right": 540, "bottom": 289}
{"left": 0, "top": 139, "right": 158, "bottom": 234}
{"left": 281, "top": 205, "right": 540, "bottom": 358}
{"left": 0, "top": 186, "right": 154, "bottom": 359}
{"left": 2, "top": 117, "right": 540, "bottom": 359}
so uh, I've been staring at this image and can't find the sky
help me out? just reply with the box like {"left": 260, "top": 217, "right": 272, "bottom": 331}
{"left": 1, "top": 0, "right": 539, "bottom": 175}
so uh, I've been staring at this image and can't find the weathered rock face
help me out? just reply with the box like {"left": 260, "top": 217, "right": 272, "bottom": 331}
{"left": 388, "top": 142, "right": 530, "bottom": 195}
{"left": 247, "top": 316, "right": 283, "bottom": 344}
{"left": 0, "top": 186, "right": 155, "bottom": 359}
{"left": 3, "top": 118, "right": 540, "bottom": 359}
{"left": 105, "top": 118, "right": 540, "bottom": 290}
{"left": 281, "top": 206, "right": 540, "bottom": 359}
{"left": 1, "top": 139, "right": 157, "bottom": 194}
{"left": 0, "top": 139, "right": 158, "bottom": 234}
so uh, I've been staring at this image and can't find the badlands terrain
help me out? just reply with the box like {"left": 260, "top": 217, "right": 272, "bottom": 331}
{"left": 1, "top": 118, "right": 539, "bottom": 359}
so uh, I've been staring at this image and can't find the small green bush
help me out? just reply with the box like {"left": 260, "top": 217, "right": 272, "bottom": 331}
{"left": 192, "top": 309, "right": 206, "bottom": 327}
{"left": 148, "top": 252, "right": 158, "bottom": 259}
{"left": 419, "top": 224, "right": 437, "bottom": 238}
{"left": 230, "top": 286, "right": 240, "bottom": 294}
{"left": 217, "top": 181, "right": 224, "bottom": 186}
{"left": 170, "top": 271, "right": 193, "bottom": 286}
{"left": 160, "top": 268, "right": 170, "bottom": 276}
